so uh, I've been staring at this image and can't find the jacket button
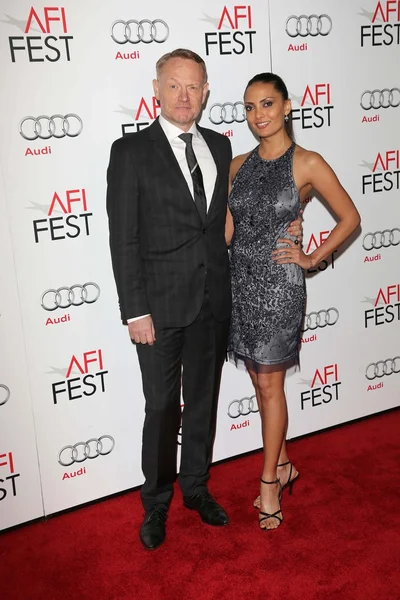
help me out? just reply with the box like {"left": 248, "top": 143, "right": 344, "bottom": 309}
{"left": 202, "top": 228, "right": 206, "bottom": 234}
{"left": 199, "top": 263, "right": 205, "bottom": 269}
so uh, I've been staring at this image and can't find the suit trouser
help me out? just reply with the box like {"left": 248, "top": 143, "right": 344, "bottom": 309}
{"left": 136, "top": 290, "right": 230, "bottom": 511}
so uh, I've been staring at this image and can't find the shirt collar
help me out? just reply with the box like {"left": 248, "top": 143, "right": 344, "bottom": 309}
{"left": 159, "top": 115, "right": 200, "bottom": 142}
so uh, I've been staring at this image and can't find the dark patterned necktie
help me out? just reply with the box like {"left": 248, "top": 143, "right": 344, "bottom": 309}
{"left": 179, "top": 132, "right": 207, "bottom": 223}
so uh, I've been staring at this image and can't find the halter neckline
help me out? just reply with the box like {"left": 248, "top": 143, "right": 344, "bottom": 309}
{"left": 256, "top": 141, "right": 295, "bottom": 163}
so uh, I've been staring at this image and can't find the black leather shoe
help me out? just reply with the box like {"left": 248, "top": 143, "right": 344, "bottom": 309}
{"left": 183, "top": 491, "right": 229, "bottom": 526}
{"left": 139, "top": 506, "right": 167, "bottom": 550}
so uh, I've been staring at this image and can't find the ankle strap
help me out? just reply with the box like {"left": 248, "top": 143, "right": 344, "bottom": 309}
{"left": 260, "top": 477, "right": 280, "bottom": 485}
{"left": 277, "top": 461, "right": 290, "bottom": 467}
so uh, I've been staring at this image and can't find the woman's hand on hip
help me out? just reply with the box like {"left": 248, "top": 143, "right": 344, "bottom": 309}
{"left": 272, "top": 238, "right": 313, "bottom": 269}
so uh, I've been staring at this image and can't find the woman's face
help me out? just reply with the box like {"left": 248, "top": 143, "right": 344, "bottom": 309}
{"left": 244, "top": 81, "right": 291, "bottom": 139}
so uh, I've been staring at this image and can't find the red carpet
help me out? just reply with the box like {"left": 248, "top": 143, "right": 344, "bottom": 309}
{"left": 1, "top": 409, "right": 400, "bottom": 600}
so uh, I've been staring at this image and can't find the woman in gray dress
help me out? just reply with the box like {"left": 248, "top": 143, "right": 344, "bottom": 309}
{"left": 226, "top": 73, "right": 360, "bottom": 531}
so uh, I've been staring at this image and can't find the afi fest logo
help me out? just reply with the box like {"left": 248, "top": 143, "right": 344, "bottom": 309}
{"left": 32, "top": 188, "right": 92, "bottom": 243}
{"left": 51, "top": 349, "right": 108, "bottom": 404}
{"left": 291, "top": 84, "right": 333, "bottom": 129}
{"left": 360, "top": 1, "right": 400, "bottom": 46}
{"left": 118, "top": 96, "right": 161, "bottom": 136}
{"left": 203, "top": 5, "right": 256, "bottom": 55}
{"left": 300, "top": 364, "right": 341, "bottom": 410}
{"left": 361, "top": 150, "right": 400, "bottom": 194}
{"left": 111, "top": 18, "right": 169, "bottom": 61}
{"left": 0, "top": 452, "right": 20, "bottom": 502}
{"left": 304, "top": 230, "right": 338, "bottom": 273}
{"left": 7, "top": 6, "right": 73, "bottom": 63}
{"left": 364, "top": 283, "right": 400, "bottom": 327}
{"left": 286, "top": 14, "right": 333, "bottom": 53}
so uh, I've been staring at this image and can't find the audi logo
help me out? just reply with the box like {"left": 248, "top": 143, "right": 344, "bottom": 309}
{"left": 228, "top": 395, "right": 258, "bottom": 419}
{"left": 360, "top": 88, "right": 400, "bottom": 110}
{"left": 209, "top": 102, "right": 246, "bottom": 125}
{"left": 0, "top": 385, "right": 10, "bottom": 407}
{"left": 285, "top": 14, "right": 332, "bottom": 37}
{"left": 19, "top": 114, "right": 83, "bottom": 141}
{"left": 365, "top": 357, "right": 400, "bottom": 380}
{"left": 362, "top": 229, "right": 400, "bottom": 251}
{"left": 58, "top": 435, "right": 115, "bottom": 467}
{"left": 41, "top": 283, "right": 100, "bottom": 311}
{"left": 111, "top": 19, "right": 169, "bottom": 44}
{"left": 302, "top": 308, "right": 339, "bottom": 332}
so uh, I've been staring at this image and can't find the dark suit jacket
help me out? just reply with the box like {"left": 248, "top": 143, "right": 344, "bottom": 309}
{"left": 106, "top": 118, "right": 232, "bottom": 328}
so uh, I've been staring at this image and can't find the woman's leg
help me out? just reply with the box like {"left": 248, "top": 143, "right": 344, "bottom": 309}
{"left": 256, "top": 369, "right": 287, "bottom": 529}
{"left": 249, "top": 367, "right": 299, "bottom": 510}
{"left": 248, "top": 367, "right": 263, "bottom": 418}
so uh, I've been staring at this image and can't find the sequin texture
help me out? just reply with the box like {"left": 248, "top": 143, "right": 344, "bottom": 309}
{"left": 228, "top": 143, "right": 306, "bottom": 371}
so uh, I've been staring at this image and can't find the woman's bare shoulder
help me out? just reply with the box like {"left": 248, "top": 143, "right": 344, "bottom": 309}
{"left": 294, "top": 144, "right": 325, "bottom": 169}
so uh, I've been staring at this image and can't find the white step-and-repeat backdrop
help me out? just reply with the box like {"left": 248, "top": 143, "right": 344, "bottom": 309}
{"left": 1, "top": 0, "right": 399, "bottom": 530}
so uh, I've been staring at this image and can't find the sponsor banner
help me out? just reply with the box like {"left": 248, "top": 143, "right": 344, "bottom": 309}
{"left": 0, "top": 0, "right": 399, "bottom": 527}
{"left": 0, "top": 169, "right": 43, "bottom": 530}
{"left": 270, "top": 0, "right": 400, "bottom": 440}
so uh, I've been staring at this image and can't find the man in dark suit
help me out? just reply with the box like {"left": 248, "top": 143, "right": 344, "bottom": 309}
{"left": 107, "top": 49, "right": 232, "bottom": 550}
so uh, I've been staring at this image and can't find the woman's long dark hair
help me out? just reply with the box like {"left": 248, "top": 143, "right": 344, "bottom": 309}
{"left": 245, "top": 72, "right": 294, "bottom": 141}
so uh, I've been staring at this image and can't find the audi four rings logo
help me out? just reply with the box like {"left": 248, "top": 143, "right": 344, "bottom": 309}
{"left": 0, "top": 385, "right": 10, "bottom": 407}
{"left": 360, "top": 89, "right": 400, "bottom": 110}
{"left": 209, "top": 102, "right": 246, "bottom": 125}
{"left": 58, "top": 435, "right": 115, "bottom": 466}
{"left": 228, "top": 395, "right": 259, "bottom": 418}
{"left": 285, "top": 15, "right": 332, "bottom": 37}
{"left": 363, "top": 229, "right": 400, "bottom": 251}
{"left": 41, "top": 283, "right": 100, "bottom": 311}
{"left": 365, "top": 357, "right": 400, "bottom": 380}
{"left": 111, "top": 19, "right": 169, "bottom": 44}
{"left": 302, "top": 308, "right": 339, "bottom": 332}
{"left": 19, "top": 114, "right": 83, "bottom": 140}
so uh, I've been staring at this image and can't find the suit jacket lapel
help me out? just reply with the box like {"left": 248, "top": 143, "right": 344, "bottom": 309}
{"left": 147, "top": 119, "right": 195, "bottom": 205}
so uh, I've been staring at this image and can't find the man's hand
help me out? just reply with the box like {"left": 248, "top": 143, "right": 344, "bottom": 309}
{"left": 128, "top": 316, "right": 156, "bottom": 345}
{"left": 287, "top": 209, "right": 304, "bottom": 242}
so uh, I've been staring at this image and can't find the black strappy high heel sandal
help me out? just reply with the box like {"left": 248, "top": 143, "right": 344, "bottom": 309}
{"left": 277, "top": 461, "right": 300, "bottom": 495}
{"left": 254, "top": 462, "right": 299, "bottom": 508}
{"left": 258, "top": 478, "right": 283, "bottom": 530}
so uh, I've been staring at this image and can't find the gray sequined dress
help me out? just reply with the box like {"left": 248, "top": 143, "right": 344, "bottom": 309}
{"left": 228, "top": 142, "right": 306, "bottom": 372}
